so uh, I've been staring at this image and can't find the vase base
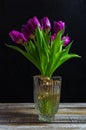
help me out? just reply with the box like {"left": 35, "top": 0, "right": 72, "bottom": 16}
{"left": 39, "top": 114, "right": 55, "bottom": 122}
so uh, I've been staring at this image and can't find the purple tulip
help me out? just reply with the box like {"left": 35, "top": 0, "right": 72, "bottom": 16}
{"left": 27, "top": 16, "right": 41, "bottom": 31}
{"left": 9, "top": 30, "right": 27, "bottom": 44}
{"left": 21, "top": 24, "right": 34, "bottom": 39}
{"left": 54, "top": 21, "right": 65, "bottom": 33}
{"left": 51, "top": 33, "right": 56, "bottom": 41}
{"left": 40, "top": 17, "right": 51, "bottom": 31}
{"left": 21, "top": 16, "right": 41, "bottom": 39}
{"left": 62, "top": 36, "right": 70, "bottom": 46}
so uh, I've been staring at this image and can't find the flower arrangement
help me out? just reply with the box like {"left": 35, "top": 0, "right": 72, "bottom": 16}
{"left": 7, "top": 16, "right": 80, "bottom": 78}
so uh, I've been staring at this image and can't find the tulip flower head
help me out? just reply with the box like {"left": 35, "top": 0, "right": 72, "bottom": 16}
{"left": 7, "top": 16, "right": 80, "bottom": 78}
{"left": 62, "top": 36, "right": 70, "bottom": 46}
{"left": 40, "top": 17, "right": 51, "bottom": 32}
{"left": 54, "top": 21, "right": 65, "bottom": 33}
{"left": 9, "top": 30, "right": 27, "bottom": 44}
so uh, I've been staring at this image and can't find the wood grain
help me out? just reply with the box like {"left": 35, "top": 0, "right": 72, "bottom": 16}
{"left": 0, "top": 103, "right": 86, "bottom": 130}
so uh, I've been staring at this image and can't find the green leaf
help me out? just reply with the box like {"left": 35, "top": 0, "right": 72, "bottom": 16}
{"left": 35, "top": 27, "right": 50, "bottom": 75}
{"left": 63, "top": 41, "right": 73, "bottom": 54}
{"left": 45, "top": 51, "right": 64, "bottom": 77}
{"left": 45, "top": 52, "right": 60, "bottom": 76}
{"left": 50, "top": 53, "right": 81, "bottom": 77}
{"left": 5, "top": 44, "right": 41, "bottom": 72}
{"left": 35, "top": 27, "right": 44, "bottom": 73}
{"left": 55, "top": 29, "right": 64, "bottom": 43}
{"left": 45, "top": 45, "right": 81, "bottom": 77}
{"left": 51, "top": 30, "right": 64, "bottom": 54}
{"left": 60, "top": 53, "right": 81, "bottom": 64}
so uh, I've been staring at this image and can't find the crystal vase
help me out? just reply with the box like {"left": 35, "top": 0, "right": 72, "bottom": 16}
{"left": 33, "top": 75, "right": 62, "bottom": 122}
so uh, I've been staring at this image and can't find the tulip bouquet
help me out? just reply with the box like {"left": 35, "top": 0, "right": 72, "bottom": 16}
{"left": 7, "top": 16, "right": 80, "bottom": 78}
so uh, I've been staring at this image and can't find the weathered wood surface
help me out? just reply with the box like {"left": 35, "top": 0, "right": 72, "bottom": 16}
{"left": 0, "top": 103, "right": 86, "bottom": 130}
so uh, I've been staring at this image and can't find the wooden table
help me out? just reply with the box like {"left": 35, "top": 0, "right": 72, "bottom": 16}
{"left": 0, "top": 103, "right": 86, "bottom": 130}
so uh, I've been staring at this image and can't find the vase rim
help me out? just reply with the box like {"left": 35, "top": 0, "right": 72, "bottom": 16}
{"left": 33, "top": 75, "right": 62, "bottom": 80}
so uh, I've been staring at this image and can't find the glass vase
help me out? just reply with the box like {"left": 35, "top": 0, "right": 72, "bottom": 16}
{"left": 33, "top": 75, "right": 62, "bottom": 122}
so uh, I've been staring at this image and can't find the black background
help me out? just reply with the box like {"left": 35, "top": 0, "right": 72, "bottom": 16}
{"left": 0, "top": 0, "right": 86, "bottom": 102}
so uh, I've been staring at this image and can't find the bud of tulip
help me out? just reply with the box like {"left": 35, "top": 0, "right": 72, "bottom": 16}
{"left": 21, "top": 24, "right": 34, "bottom": 39}
{"left": 21, "top": 16, "right": 41, "bottom": 40}
{"left": 62, "top": 36, "right": 70, "bottom": 46}
{"left": 27, "top": 16, "right": 41, "bottom": 31}
{"left": 51, "top": 33, "right": 56, "bottom": 41}
{"left": 9, "top": 30, "right": 27, "bottom": 44}
{"left": 40, "top": 17, "right": 51, "bottom": 31}
{"left": 54, "top": 21, "right": 65, "bottom": 33}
